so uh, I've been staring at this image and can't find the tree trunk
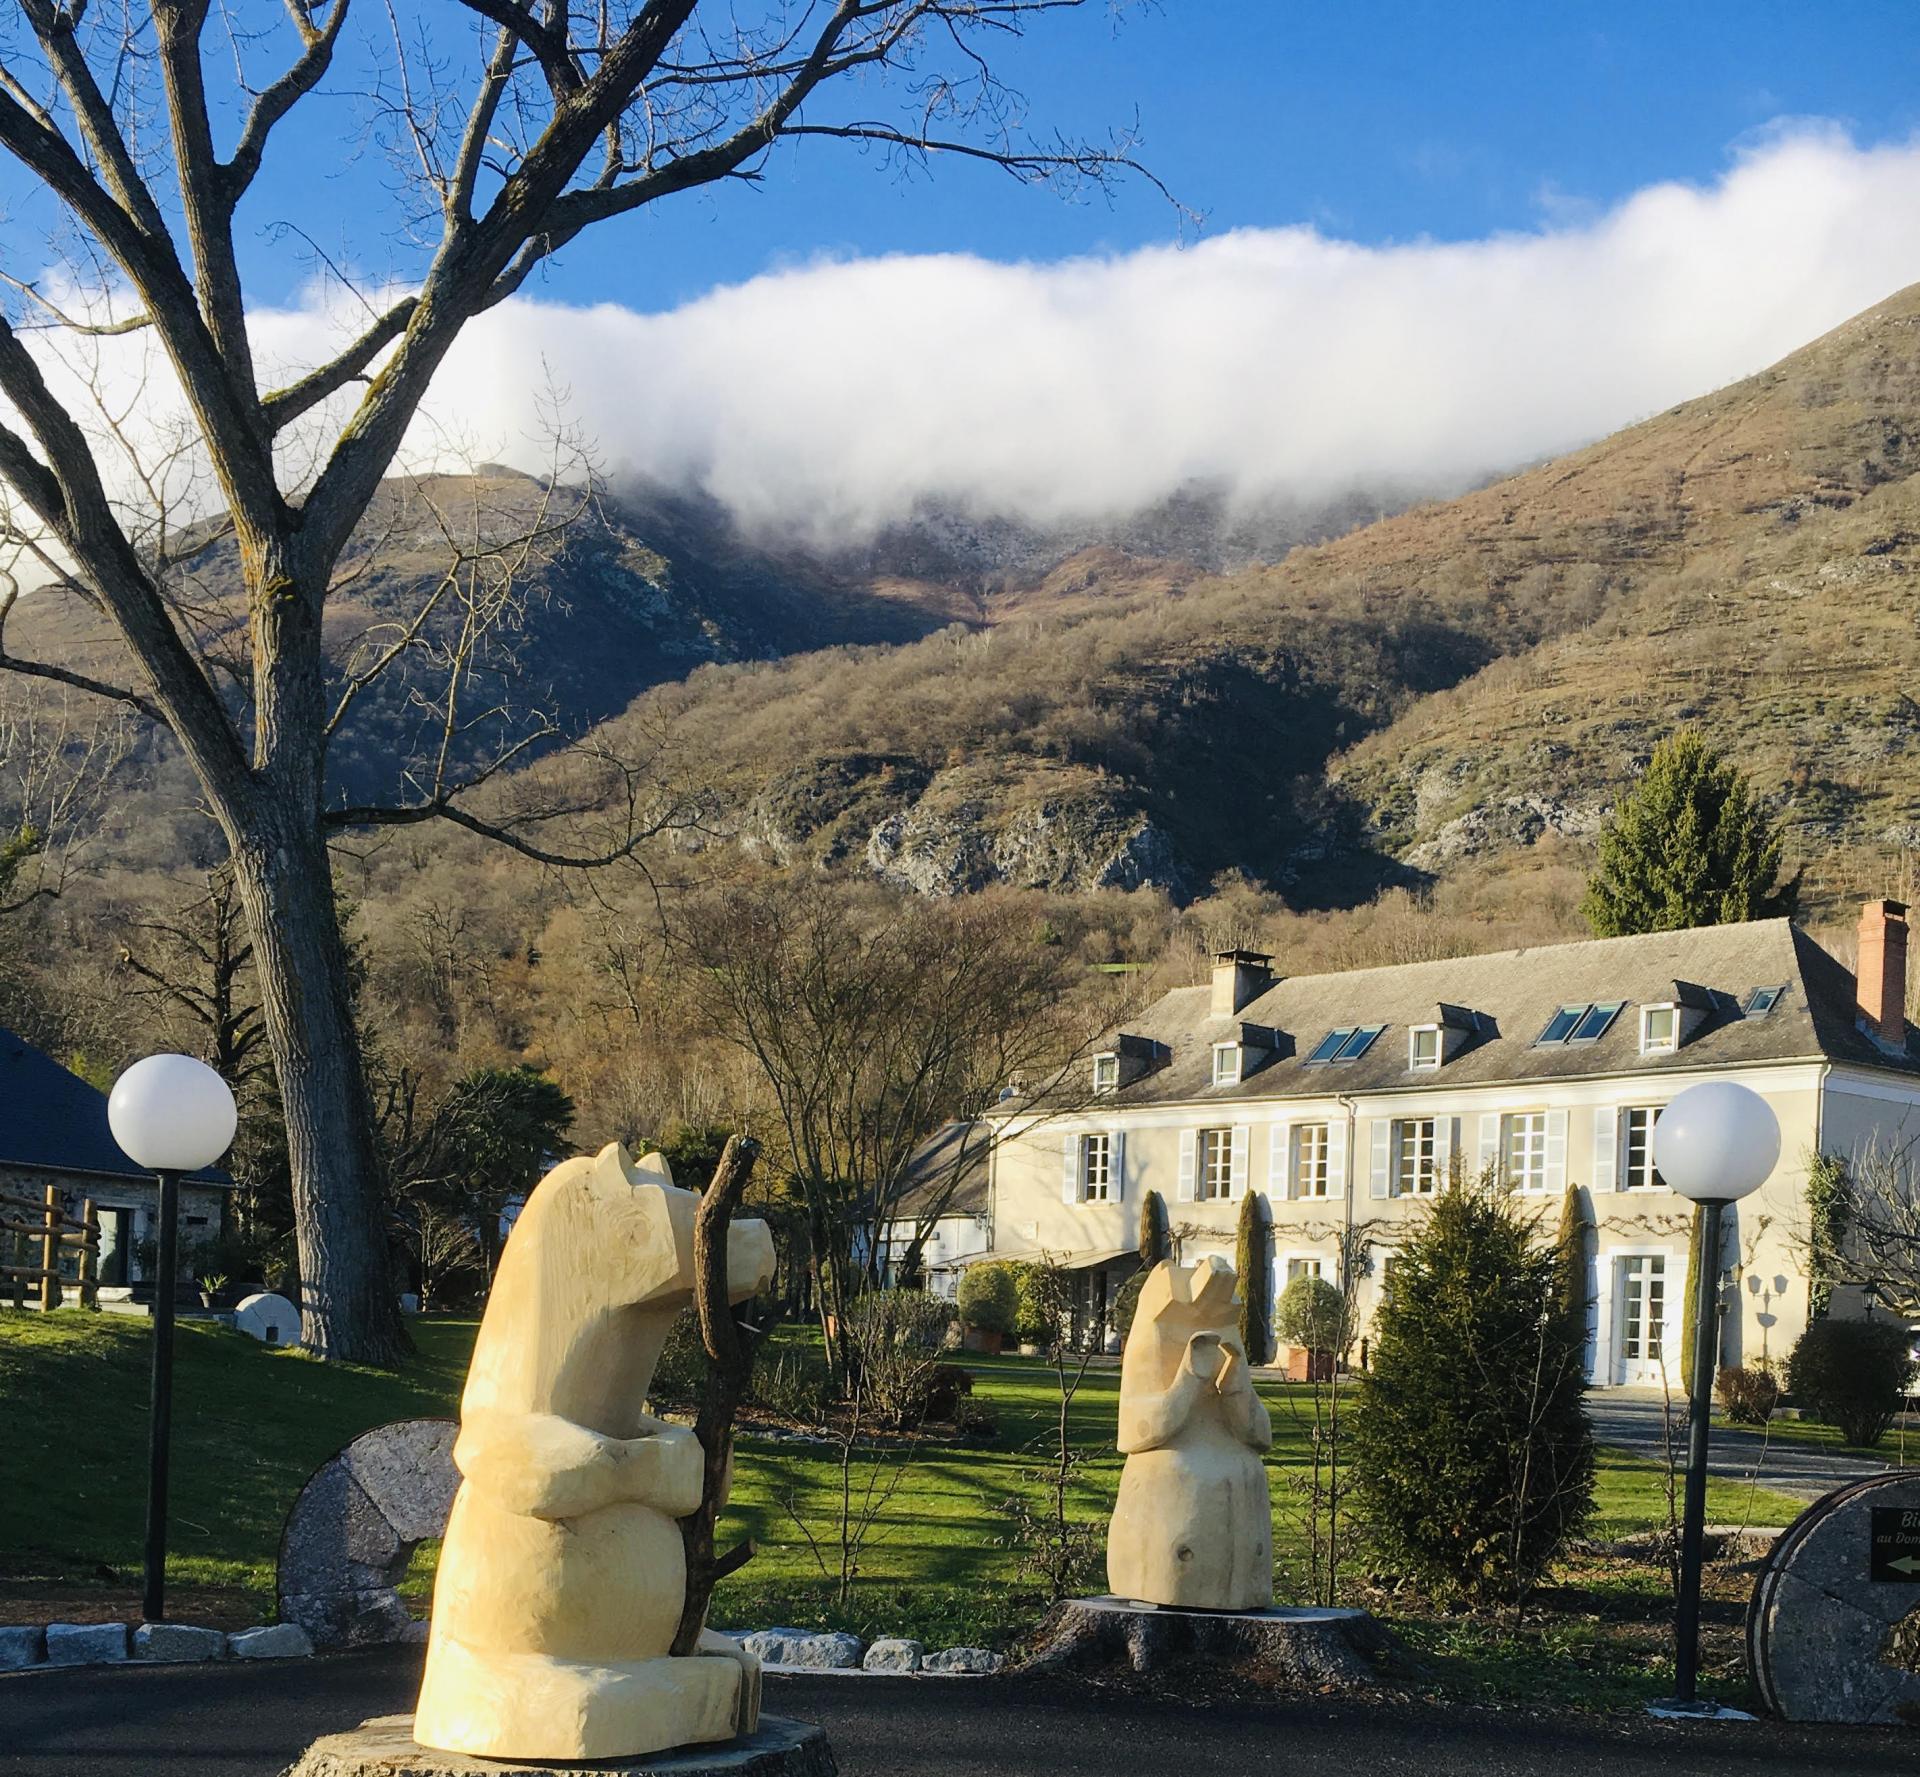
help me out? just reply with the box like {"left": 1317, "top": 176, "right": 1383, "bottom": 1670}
{"left": 229, "top": 809, "right": 409, "bottom": 1364}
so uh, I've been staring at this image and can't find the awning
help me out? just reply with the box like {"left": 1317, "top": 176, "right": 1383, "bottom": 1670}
{"left": 967, "top": 1245, "right": 1138, "bottom": 1272}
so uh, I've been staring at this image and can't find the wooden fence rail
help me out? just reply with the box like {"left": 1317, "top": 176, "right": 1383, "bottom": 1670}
{"left": 0, "top": 1185, "right": 98, "bottom": 1311}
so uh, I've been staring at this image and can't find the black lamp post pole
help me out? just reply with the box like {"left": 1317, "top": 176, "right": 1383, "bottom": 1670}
{"left": 142, "top": 1168, "right": 180, "bottom": 1624}
{"left": 1673, "top": 1193, "right": 1727, "bottom": 1706}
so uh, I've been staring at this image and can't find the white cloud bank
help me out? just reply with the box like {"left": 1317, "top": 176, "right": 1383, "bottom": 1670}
{"left": 40, "top": 125, "right": 1920, "bottom": 548}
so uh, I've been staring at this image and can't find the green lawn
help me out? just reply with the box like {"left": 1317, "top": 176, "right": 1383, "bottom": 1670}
{"left": 0, "top": 1309, "right": 1807, "bottom": 1703}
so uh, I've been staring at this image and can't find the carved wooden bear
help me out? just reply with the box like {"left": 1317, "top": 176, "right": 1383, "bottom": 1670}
{"left": 413, "top": 1141, "right": 776, "bottom": 1761}
{"left": 1107, "top": 1255, "right": 1273, "bottom": 1611}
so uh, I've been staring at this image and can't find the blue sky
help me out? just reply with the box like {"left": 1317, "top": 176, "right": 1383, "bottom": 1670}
{"left": 224, "top": 0, "right": 1920, "bottom": 312}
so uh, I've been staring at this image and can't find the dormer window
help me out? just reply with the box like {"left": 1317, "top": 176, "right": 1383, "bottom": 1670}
{"left": 1409, "top": 1025, "right": 1441, "bottom": 1071}
{"left": 1640, "top": 1004, "right": 1679, "bottom": 1055}
{"left": 1092, "top": 1053, "right": 1120, "bottom": 1094}
{"left": 1211, "top": 1043, "right": 1242, "bottom": 1086}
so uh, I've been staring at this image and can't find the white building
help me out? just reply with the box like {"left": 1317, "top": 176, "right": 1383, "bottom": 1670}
{"left": 981, "top": 902, "right": 1920, "bottom": 1382}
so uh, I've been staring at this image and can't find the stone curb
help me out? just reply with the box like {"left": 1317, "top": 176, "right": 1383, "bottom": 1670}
{"left": 0, "top": 1620, "right": 316, "bottom": 1673}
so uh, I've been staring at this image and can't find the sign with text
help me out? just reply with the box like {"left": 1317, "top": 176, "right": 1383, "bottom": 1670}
{"left": 1869, "top": 1507, "right": 1920, "bottom": 1581}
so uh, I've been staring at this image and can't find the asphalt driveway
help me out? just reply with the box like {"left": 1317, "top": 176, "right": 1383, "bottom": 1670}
{"left": 6, "top": 1646, "right": 1920, "bottom": 1777}
{"left": 1587, "top": 1391, "right": 1906, "bottom": 1502}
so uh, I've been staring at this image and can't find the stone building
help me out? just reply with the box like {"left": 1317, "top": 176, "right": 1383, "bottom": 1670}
{"left": 0, "top": 1027, "right": 231, "bottom": 1299}
{"left": 982, "top": 902, "right": 1920, "bottom": 1381}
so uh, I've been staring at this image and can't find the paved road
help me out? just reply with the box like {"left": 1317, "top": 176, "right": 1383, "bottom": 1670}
{"left": 6, "top": 1646, "right": 1919, "bottom": 1777}
{"left": 1587, "top": 1393, "right": 1904, "bottom": 1502}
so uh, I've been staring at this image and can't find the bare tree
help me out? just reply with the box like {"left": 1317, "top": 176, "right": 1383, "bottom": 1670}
{"left": 0, "top": 0, "right": 1153, "bottom": 1358}
{"left": 1796, "top": 1136, "right": 1920, "bottom": 1317}
{"left": 681, "top": 880, "right": 1091, "bottom": 1371}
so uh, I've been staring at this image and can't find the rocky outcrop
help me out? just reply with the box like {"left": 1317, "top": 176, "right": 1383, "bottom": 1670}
{"left": 1404, "top": 793, "right": 1607, "bottom": 872}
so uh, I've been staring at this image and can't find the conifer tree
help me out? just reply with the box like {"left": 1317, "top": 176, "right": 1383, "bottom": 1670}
{"left": 1138, "top": 1190, "right": 1169, "bottom": 1265}
{"left": 1348, "top": 1186, "right": 1594, "bottom": 1603}
{"left": 1235, "top": 1192, "right": 1273, "bottom": 1364}
{"left": 1582, "top": 731, "right": 1790, "bottom": 937}
{"left": 1553, "top": 1185, "right": 1590, "bottom": 1362}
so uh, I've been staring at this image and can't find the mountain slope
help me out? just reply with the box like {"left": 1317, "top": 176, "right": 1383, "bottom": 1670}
{"left": 573, "top": 280, "right": 1920, "bottom": 903}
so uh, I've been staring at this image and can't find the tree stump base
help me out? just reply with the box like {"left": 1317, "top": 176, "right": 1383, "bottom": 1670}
{"left": 1022, "top": 1597, "right": 1393, "bottom": 1688}
{"left": 281, "top": 1715, "right": 836, "bottom": 1777}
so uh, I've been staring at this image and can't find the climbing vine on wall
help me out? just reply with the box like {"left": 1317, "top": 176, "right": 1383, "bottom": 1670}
{"left": 1806, "top": 1151, "right": 1852, "bottom": 1321}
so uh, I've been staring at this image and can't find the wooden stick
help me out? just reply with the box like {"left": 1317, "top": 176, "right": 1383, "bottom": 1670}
{"left": 669, "top": 1134, "right": 762, "bottom": 1659}
{"left": 38, "top": 1185, "right": 58, "bottom": 1312}
{"left": 78, "top": 1197, "right": 95, "bottom": 1309}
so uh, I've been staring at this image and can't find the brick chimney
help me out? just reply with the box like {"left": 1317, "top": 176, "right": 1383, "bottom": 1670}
{"left": 1857, "top": 899, "right": 1910, "bottom": 1049}
{"left": 1210, "top": 949, "right": 1273, "bottom": 1017}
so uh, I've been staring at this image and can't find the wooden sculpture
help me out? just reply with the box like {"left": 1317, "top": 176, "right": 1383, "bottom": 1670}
{"left": 1107, "top": 1255, "right": 1274, "bottom": 1610}
{"left": 413, "top": 1142, "right": 776, "bottom": 1761}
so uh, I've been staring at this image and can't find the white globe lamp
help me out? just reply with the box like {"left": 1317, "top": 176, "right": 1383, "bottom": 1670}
{"left": 1653, "top": 1080, "right": 1780, "bottom": 1205}
{"left": 109, "top": 1053, "right": 238, "bottom": 1174}
{"left": 1650, "top": 1076, "right": 1780, "bottom": 1715}
{"left": 108, "top": 1053, "right": 238, "bottom": 1627}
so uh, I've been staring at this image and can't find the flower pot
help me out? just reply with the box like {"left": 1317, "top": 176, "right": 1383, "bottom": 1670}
{"left": 1286, "top": 1346, "right": 1336, "bottom": 1383}
{"left": 960, "top": 1327, "right": 1004, "bottom": 1354}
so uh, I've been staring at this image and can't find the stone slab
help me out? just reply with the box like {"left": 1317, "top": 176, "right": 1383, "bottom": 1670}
{"left": 921, "top": 1647, "right": 1003, "bottom": 1674}
{"left": 228, "top": 1622, "right": 315, "bottom": 1660}
{"left": 1023, "top": 1597, "right": 1390, "bottom": 1686}
{"left": 44, "top": 1623, "right": 128, "bottom": 1665}
{"left": 1748, "top": 1469, "right": 1920, "bottom": 1724}
{"left": 787, "top": 1633, "right": 863, "bottom": 1670}
{"left": 281, "top": 1713, "right": 836, "bottom": 1777}
{"left": 132, "top": 1622, "right": 228, "bottom": 1663}
{"left": 0, "top": 1625, "right": 45, "bottom": 1670}
{"left": 341, "top": 1420, "right": 459, "bottom": 1543}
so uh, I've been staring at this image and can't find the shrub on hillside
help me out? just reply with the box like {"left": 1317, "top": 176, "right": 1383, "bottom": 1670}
{"left": 1786, "top": 1318, "right": 1913, "bottom": 1447}
{"left": 1275, "top": 1274, "right": 1346, "bottom": 1354}
{"left": 1716, "top": 1363, "right": 1780, "bottom": 1426}
{"left": 1348, "top": 1187, "right": 1594, "bottom": 1604}
{"left": 957, "top": 1261, "right": 1019, "bottom": 1336}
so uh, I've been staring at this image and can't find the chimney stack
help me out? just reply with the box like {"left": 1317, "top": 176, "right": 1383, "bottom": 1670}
{"left": 1211, "top": 949, "right": 1273, "bottom": 1017}
{"left": 1857, "top": 899, "right": 1910, "bottom": 1050}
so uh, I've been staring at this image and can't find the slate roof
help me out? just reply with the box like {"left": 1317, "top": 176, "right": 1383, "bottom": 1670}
{"left": 0, "top": 1027, "right": 230, "bottom": 1187}
{"left": 894, "top": 1120, "right": 991, "bottom": 1218}
{"left": 1076, "top": 920, "right": 1915, "bottom": 1109}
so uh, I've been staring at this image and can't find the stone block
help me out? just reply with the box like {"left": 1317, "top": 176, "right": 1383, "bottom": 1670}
{"left": 0, "top": 1625, "right": 44, "bottom": 1670}
{"left": 341, "top": 1419, "right": 459, "bottom": 1542}
{"left": 132, "top": 1622, "right": 228, "bottom": 1662}
{"left": 789, "top": 1632, "right": 863, "bottom": 1670}
{"left": 922, "top": 1646, "right": 1003, "bottom": 1674}
{"left": 861, "top": 1637, "right": 923, "bottom": 1673}
{"left": 280, "top": 1586, "right": 415, "bottom": 1650}
{"left": 228, "top": 1622, "right": 315, "bottom": 1660}
{"left": 44, "top": 1622, "right": 128, "bottom": 1665}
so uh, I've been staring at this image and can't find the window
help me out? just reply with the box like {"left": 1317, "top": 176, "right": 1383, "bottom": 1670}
{"left": 1537, "top": 1004, "right": 1585, "bottom": 1044}
{"left": 1286, "top": 1255, "right": 1326, "bottom": 1284}
{"left": 1198, "top": 1128, "right": 1234, "bottom": 1201}
{"left": 1211, "top": 1043, "right": 1241, "bottom": 1085}
{"left": 1503, "top": 1111, "right": 1550, "bottom": 1193}
{"left": 1306, "top": 1024, "right": 1384, "bottom": 1064}
{"left": 1570, "top": 1001, "right": 1624, "bottom": 1042}
{"left": 1293, "top": 1123, "right": 1332, "bottom": 1198}
{"left": 1619, "top": 1255, "right": 1667, "bottom": 1363}
{"left": 1395, "top": 1118, "right": 1438, "bottom": 1195}
{"left": 1081, "top": 1132, "right": 1112, "bottom": 1201}
{"left": 1093, "top": 1053, "right": 1119, "bottom": 1093}
{"left": 1409, "top": 1025, "right": 1441, "bottom": 1070}
{"left": 1623, "top": 1107, "right": 1664, "bottom": 1190}
{"left": 1746, "top": 984, "right": 1786, "bottom": 1016}
{"left": 1640, "top": 1004, "right": 1679, "bottom": 1055}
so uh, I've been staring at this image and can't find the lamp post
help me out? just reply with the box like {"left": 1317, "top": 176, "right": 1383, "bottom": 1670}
{"left": 108, "top": 1054, "right": 237, "bottom": 1624}
{"left": 1653, "top": 1079, "right": 1780, "bottom": 1710}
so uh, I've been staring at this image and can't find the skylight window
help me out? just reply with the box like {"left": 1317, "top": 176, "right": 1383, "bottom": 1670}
{"left": 1746, "top": 985, "right": 1786, "bottom": 1017}
{"left": 1537, "top": 1005, "right": 1585, "bottom": 1045}
{"left": 1332, "top": 1024, "right": 1384, "bottom": 1062}
{"left": 1570, "top": 1001, "right": 1625, "bottom": 1043}
{"left": 1306, "top": 1028, "right": 1352, "bottom": 1065}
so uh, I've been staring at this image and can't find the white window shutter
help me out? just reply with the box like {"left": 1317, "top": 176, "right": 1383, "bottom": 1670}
{"left": 1177, "top": 1129, "right": 1197, "bottom": 1203}
{"left": 1592, "top": 1106, "right": 1619, "bottom": 1191}
{"left": 1062, "top": 1133, "right": 1080, "bottom": 1205}
{"left": 1434, "top": 1115, "right": 1455, "bottom": 1186}
{"left": 1110, "top": 1128, "right": 1127, "bottom": 1203}
{"left": 1270, "top": 1123, "right": 1291, "bottom": 1199}
{"left": 1230, "top": 1124, "right": 1250, "bottom": 1198}
{"left": 1478, "top": 1112, "right": 1500, "bottom": 1181}
{"left": 1369, "top": 1117, "right": 1393, "bottom": 1199}
{"left": 1545, "top": 1107, "right": 1569, "bottom": 1192}
{"left": 1325, "top": 1118, "right": 1348, "bottom": 1199}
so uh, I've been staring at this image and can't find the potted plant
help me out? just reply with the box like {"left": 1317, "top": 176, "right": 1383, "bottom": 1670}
{"left": 956, "top": 1261, "right": 1017, "bottom": 1355}
{"left": 1275, "top": 1273, "right": 1346, "bottom": 1384}
{"left": 197, "top": 1271, "right": 230, "bottom": 1309}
